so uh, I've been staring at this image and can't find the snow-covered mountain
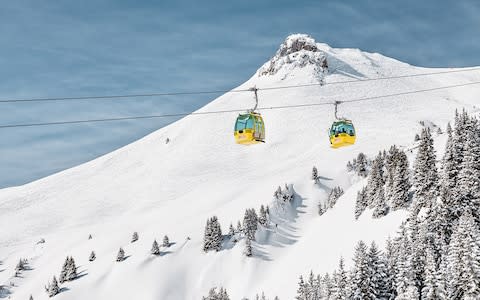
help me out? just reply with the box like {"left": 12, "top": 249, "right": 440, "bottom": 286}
{"left": 1, "top": 34, "right": 479, "bottom": 300}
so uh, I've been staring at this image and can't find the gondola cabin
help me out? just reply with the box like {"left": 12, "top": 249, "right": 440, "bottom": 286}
{"left": 329, "top": 120, "right": 356, "bottom": 148}
{"left": 234, "top": 112, "right": 265, "bottom": 145}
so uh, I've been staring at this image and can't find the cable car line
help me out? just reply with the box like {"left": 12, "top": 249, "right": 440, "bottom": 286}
{"left": 259, "top": 67, "right": 480, "bottom": 91}
{"left": 1, "top": 80, "right": 479, "bottom": 130}
{"left": 0, "top": 67, "right": 479, "bottom": 104}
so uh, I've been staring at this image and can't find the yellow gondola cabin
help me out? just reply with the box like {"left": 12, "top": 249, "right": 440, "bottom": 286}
{"left": 329, "top": 119, "right": 356, "bottom": 148}
{"left": 234, "top": 112, "right": 265, "bottom": 145}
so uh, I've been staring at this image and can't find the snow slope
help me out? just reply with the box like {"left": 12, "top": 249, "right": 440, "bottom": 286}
{"left": 1, "top": 34, "right": 479, "bottom": 299}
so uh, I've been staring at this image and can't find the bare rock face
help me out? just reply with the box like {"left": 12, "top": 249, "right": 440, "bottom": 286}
{"left": 258, "top": 34, "right": 328, "bottom": 79}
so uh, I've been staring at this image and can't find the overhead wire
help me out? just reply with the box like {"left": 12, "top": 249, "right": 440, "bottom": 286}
{"left": 0, "top": 67, "right": 479, "bottom": 103}
{"left": 1, "top": 80, "right": 479, "bottom": 129}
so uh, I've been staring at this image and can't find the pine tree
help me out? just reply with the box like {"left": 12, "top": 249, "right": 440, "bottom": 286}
{"left": 88, "top": 234, "right": 92, "bottom": 240}
{"left": 89, "top": 251, "right": 96, "bottom": 262}
{"left": 59, "top": 257, "right": 69, "bottom": 283}
{"left": 414, "top": 133, "right": 420, "bottom": 141}
{"left": 66, "top": 256, "right": 77, "bottom": 281}
{"left": 357, "top": 152, "right": 368, "bottom": 177}
{"left": 296, "top": 276, "right": 308, "bottom": 300}
{"left": 351, "top": 241, "right": 370, "bottom": 299}
{"left": 203, "top": 287, "right": 230, "bottom": 300}
{"left": 131, "top": 231, "right": 139, "bottom": 243}
{"left": 259, "top": 205, "right": 268, "bottom": 226}
{"left": 244, "top": 238, "right": 253, "bottom": 257}
{"left": 384, "top": 237, "right": 398, "bottom": 299}
{"left": 29, "top": 295, "right": 33, "bottom": 300}
{"left": 457, "top": 123, "right": 480, "bottom": 224}
{"left": 366, "top": 152, "right": 385, "bottom": 208}
{"left": 211, "top": 216, "right": 223, "bottom": 251}
{"left": 322, "top": 273, "right": 333, "bottom": 299}
{"left": 274, "top": 186, "right": 282, "bottom": 201}
{"left": 318, "top": 200, "right": 327, "bottom": 216}
{"left": 367, "top": 242, "right": 389, "bottom": 299}
{"left": 236, "top": 220, "right": 243, "bottom": 234}
{"left": 243, "top": 209, "right": 258, "bottom": 241}
{"left": 203, "top": 216, "right": 223, "bottom": 252}
{"left": 116, "top": 247, "right": 125, "bottom": 261}
{"left": 151, "top": 240, "right": 160, "bottom": 255}
{"left": 355, "top": 186, "right": 368, "bottom": 220}
{"left": 15, "top": 259, "right": 25, "bottom": 271}
{"left": 421, "top": 247, "right": 443, "bottom": 300}
{"left": 163, "top": 235, "right": 170, "bottom": 247}
{"left": 228, "top": 223, "right": 235, "bottom": 237}
{"left": 312, "top": 166, "right": 319, "bottom": 183}
{"left": 218, "top": 287, "right": 230, "bottom": 300}
{"left": 45, "top": 276, "right": 59, "bottom": 297}
{"left": 395, "top": 225, "right": 418, "bottom": 300}
{"left": 409, "top": 217, "right": 427, "bottom": 297}
{"left": 384, "top": 145, "right": 400, "bottom": 203}
{"left": 372, "top": 185, "right": 389, "bottom": 218}
{"left": 447, "top": 210, "right": 480, "bottom": 299}
{"left": 412, "top": 128, "right": 438, "bottom": 213}
{"left": 328, "top": 186, "right": 344, "bottom": 209}
{"left": 390, "top": 151, "right": 411, "bottom": 210}
{"left": 332, "top": 257, "right": 348, "bottom": 300}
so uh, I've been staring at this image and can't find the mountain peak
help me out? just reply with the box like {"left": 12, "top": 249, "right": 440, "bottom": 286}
{"left": 258, "top": 34, "right": 328, "bottom": 79}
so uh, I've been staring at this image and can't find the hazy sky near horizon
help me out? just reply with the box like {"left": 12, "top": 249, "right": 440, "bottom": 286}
{"left": 1, "top": 0, "right": 480, "bottom": 188}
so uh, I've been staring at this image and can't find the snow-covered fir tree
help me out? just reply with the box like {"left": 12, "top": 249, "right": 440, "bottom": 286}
{"left": 89, "top": 251, "right": 96, "bottom": 262}
{"left": 243, "top": 208, "right": 258, "bottom": 241}
{"left": 366, "top": 152, "right": 385, "bottom": 208}
{"left": 390, "top": 150, "right": 411, "bottom": 210}
{"left": 332, "top": 257, "right": 348, "bottom": 300}
{"left": 354, "top": 186, "right": 368, "bottom": 220}
{"left": 259, "top": 205, "right": 268, "bottom": 226}
{"left": 237, "top": 220, "right": 243, "bottom": 233}
{"left": 412, "top": 128, "right": 438, "bottom": 213}
{"left": 322, "top": 273, "right": 333, "bottom": 299}
{"left": 228, "top": 223, "right": 235, "bottom": 237}
{"left": 367, "top": 241, "right": 389, "bottom": 299}
{"left": 58, "top": 257, "right": 69, "bottom": 283}
{"left": 15, "top": 259, "right": 25, "bottom": 271}
{"left": 151, "top": 240, "right": 160, "bottom": 255}
{"left": 318, "top": 201, "right": 327, "bottom": 216}
{"left": 446, "top": 210, "right": 480, "bottom": 299}
{"left": 456, "top": 119, "right": 480, "bottom": 224}
{"left": 384, "top": 145, "right": 400, "bottom": 203}
{"left": 312, "top": 166, "right": 319, "bottom": 183}
{"left": 351, "top": 240, "right": 370, "bottom": 299}
{"left": 66, "top": 256, "right": 77, "bottom": 281}
{"left": 372, "top": 185, "right": 389, "bottom": 219}
{"left": 116, "top": 247, "right": 125, "bottom": 261}
{"left": 203, "top": 287, "right": 230, "bottom": 300}
{"left": 327, "top": 186, "right": 344, "bottom": 209}
{"left": 203, "top": 216, "right": 223, "bottom": 252}
{"left": 162, "top": 235, "right": 170, "bottom": 247}
{"left": 348, "top": 152, "right": 369, "bottom": 177}
{"left": 131, "top": 231, "right": 139, "bottom": 243}
{"left": 244, "top": 238, "right": 253, "bottom": 257}
{"left": 421, "top": 246, "right": 445, "bottom": 300}
{"left": 45, "top": 276, "right": 59, "bottom": 297}
{"left": 296, "top": 276, "right": 308, "bottom": 300}
{"left": 29, "top": 295, "right": 33, "bottom": 300}
{"left": 384, "top": 237, "right": 398, "bottom": 299}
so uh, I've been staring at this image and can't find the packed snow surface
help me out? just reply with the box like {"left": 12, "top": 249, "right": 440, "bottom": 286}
{"left": 1, "top": 34, "right": 479, "bottom": 299}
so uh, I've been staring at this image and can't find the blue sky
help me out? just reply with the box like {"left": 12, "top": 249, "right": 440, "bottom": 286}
{"left": 1, "top": 0, "right": 479, "bottom": 188}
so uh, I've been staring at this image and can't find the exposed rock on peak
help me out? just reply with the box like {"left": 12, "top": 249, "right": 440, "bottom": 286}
{"left": 258, "top": 34, "right": 328, "bottom": 79}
